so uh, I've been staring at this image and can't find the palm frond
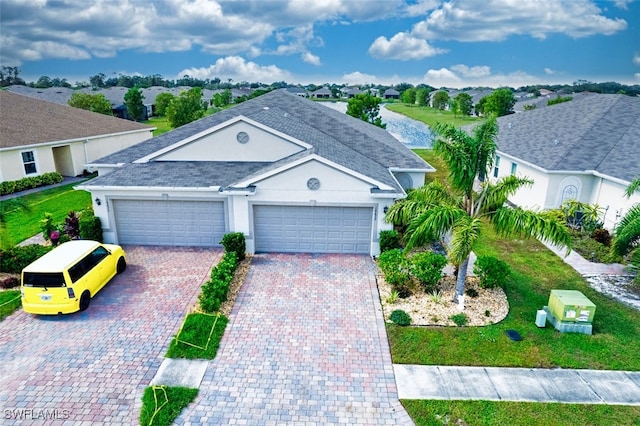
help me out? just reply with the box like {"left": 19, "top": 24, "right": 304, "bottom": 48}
{"left": 613, "top": 203, "right": 640, "bottom": 256}
{"left": 448, "top": 216, "right": 483, "bottom": 265}
{"left": 405, "top": 205, "right": 466, "bottom": 251}
{"left": 625, "top": 176, "right": 640, "bottom": 198}
{"left": 490, "top": 206, "right": 572, "bottom": 250}
{"left": 479, "top": 175, "right": 533, "bottom": 213}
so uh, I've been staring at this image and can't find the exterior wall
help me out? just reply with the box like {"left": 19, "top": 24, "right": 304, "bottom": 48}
{"left": 0, "top": 130, "right": 152, "bottom": 182}
{"left": 155, "top": 121, "right": 304, "bottom": 162}
{"left": 83, "top": 131, "right": 152, "bottom": 169}
{"left": 494, "top": 153, "right": 639, "bottom": 231}
{"left": 86, "top": 159, "right": 399, "bottom": 256}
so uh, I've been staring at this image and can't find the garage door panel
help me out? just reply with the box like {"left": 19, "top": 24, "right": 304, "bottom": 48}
{"left": 114, "top": 200, "right": 225, "bottom": 247}
{"left": 254, "top": 205, "right": 372, "bottom": 254}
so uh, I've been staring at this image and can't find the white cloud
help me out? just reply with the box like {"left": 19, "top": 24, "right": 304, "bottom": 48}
{"left": 422, "top": 64, "right": 546, "bottom": 89}
{"left": 545, "top": 68, "right": 556, "bottom": 75}
{"left": 301, "top": 52, "right": 321, "bottom": 66}
{"left": 403, "top": 0, "right": 440, "bottom": 17}
{"left": 614, "top": 0, "right": 632, "bottom": 10}
{"left": 636, "top": 73, "right": 640, "bottom": 81}
{"left": 369, "top": 32, "right": 447, "bottom": 60}
{"left": 411, "top": 0, "right": 627, "bottom": 42}
{"left": 340, "top": 71, "right": 379, "bottom": 85}
{"left": 0, "top": 0, "right": 399, "bottom": 66}
{"left": 634, "top": 53, "right": 640, "bottom": 66}
{"left": 177, "top": 56, "right": 293, "bottom": 83}
{"left": 450, "top": 64, "right": 491, "bottom": 78}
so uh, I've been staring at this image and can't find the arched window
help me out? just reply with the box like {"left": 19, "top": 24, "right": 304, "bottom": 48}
{"left": 561, "top": 184, "right": 578, "bottom": 203}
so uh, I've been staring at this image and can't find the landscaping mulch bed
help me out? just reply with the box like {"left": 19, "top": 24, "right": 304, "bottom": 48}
{"left": 377, "top": 273, "right": 509, "bottom": 327}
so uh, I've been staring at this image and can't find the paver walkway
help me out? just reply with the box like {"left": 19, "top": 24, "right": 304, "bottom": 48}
{"left": 176, "top": 253, "right": 413, "bottom": 425}
{"left": 0, "top": 246, "right": 221, "bottom": 425}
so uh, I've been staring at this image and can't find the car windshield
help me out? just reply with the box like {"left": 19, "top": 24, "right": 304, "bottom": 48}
{"left": 22, "top": 272, "right": 65, "bottom": 287}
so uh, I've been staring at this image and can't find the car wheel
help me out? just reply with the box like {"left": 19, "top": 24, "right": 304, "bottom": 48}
{"left": 79, "top": 291, "right": 91, "bottom": 312}
{"left": 117, "top": 257, "right": 127, "bottom": 274}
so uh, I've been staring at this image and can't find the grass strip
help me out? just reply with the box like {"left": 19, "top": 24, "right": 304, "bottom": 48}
{"left": 0, "top": 290, "right": 21, "bottom": 321}
{"left": 402, "top": 400, "right": 640, "bottom": 426}
{"left": 165, "top": 312, "right": 229, "bottom": 359}
{"left": 139, "top": 386, "right": 198, "bottom": 426}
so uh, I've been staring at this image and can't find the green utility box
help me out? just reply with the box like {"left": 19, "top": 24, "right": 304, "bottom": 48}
{"left": 548, "top": 290, "right": 596, "bottom": 323}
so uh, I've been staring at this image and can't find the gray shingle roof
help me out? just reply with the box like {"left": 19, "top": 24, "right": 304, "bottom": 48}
{"left": 86, "top": 89, "right": 431, "bottom": 191}
{"left": 0, "top": 91, "right": 152, "bottom": 149}
{"left": 496, "top": 94, "right": 640, "bottom": 183}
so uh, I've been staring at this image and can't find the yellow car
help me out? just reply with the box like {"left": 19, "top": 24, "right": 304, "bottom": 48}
{"left": 21, "top": 240, "right": 126, "bottom": 315}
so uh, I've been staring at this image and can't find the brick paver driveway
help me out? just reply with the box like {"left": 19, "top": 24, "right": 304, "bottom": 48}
{"left": 179, "top": 253, "right": 413, "bottom": 425}
{"left": 0, "top": 246, "right": 221, "bottom": 425}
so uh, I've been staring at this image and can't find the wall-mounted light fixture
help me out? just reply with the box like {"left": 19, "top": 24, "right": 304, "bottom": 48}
{"left": 94, "top": 198, "right": 101, "bottom": 206}
{"left": 383, "top": 206, "right": 389, "bottom": 214}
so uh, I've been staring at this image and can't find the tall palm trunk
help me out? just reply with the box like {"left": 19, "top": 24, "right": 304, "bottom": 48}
{"left": 454, "top": 256, "right": 470, "bottom": 304}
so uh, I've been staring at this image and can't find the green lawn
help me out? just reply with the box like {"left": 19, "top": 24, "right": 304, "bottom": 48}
{"left": 0, "top": 290, "right": 21, "bottom": 321}
{"left": 386, "top": 103, "right": 482, "bottom": 128}
{"left": 143, "top": 116, "right": 172, "bottom": 136}
{"left": 402, "top": 400, "right": 640, "bottom": 426}
{"left": 389, "top": 149, "right": 640, "bottom": 370}
{"left": 165, "top": 312, "right": 229, "bottom": 359}
{"left": 0, "top": 182, "right": 92, "bottom": 247}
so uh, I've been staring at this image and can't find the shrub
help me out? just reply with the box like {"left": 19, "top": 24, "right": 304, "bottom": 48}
{"left": 379, "top": 230, "right": 401, "bottom": 253}
{"left": 0, "top": 172, "right": 63, "bottom": 195}
{"left": 378, "top": 249, "right": 411, "bottom": 295}
{"left": 64, "top": 211, "right": 81, "bottom": 240}
{"left": 199, "top": 252, "right": 238, "bottom": 313}
{"left": 389, "top": 309, "right": 412, "bottom": 326}
{"left": 40, "top": 213, "right": 58, "bottom": 242}
{"left": 465, "top": 288, "right": 479, "bottom": 298}
{"left": 591, "top": 228, "right": 612, "bottom": 247}
{"left": 0, "top": 245, "right": 53, "bottom": 274}
{"left": 410, "top": 252, "right": 447, "bottom": 292}
{"left": 79, "top": 210, "right": 103, "bottom": 242}
{"left": 220, "top": 232, "right": 246, "bottom": 261}
{"left": 449, "top": 312, "right": 469, "bottom": 326}
{"left": 0, "top": 275, "right": 20, "bottom": 289}
{"left": 473, "top": 255, "right": 510, "bottom": 289}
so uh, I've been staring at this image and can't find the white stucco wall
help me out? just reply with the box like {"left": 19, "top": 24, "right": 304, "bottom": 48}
{"left": 86, "top": 159, "right": 399, "bottom": 256}
{"left": 0, "top": 130, "right": 152, "bottom": 182}
{"left": 155, "top": 122, "right": 305, "bottom": 162}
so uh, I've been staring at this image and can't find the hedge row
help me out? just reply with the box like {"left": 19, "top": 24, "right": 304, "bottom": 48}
{"left": 198, "top": 251, "right": 238, "bottom": 313}
{"left": 0, "top": 244, "right": 54, "bottom": 274}
{"left": 0, "top": 172, "right": 64, "bottom": 196}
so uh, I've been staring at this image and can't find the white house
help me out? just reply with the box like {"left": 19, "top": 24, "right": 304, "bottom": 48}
{"left": 78, "top": 90, "right": 434, "bottom": 255}
{"left": 0, "top": 91, "right": 154, "bottom": 182}
{"left": 491, "top": 94, "right": 640, "bottom": 229}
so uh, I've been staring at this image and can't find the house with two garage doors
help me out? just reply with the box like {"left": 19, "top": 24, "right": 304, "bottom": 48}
{"left": 78, "top": 90, "right": 433, "bottom": 256}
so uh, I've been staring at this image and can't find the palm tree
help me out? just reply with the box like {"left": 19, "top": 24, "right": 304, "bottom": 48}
{"left": 613, "top": 176, "right": 640, "bottom": 281}
{"left": 385, "top": 116, "right": 572, "bottom": 303}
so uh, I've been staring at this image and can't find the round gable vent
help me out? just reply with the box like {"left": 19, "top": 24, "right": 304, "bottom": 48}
{"left": 236, "top": 131, "right": 250, "bottom": 144}
{"left": 307, "top": 178, "right": 321, "bottom": 191}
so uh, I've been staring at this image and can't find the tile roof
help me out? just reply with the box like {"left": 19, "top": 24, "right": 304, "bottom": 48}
{"left": 85, "top": 89, "right": 431, "bottom": 191}
{"left": 0, "top": 91, "right": 152, "bottom": 149}
{"left": 495, "top": 94, "right": 640, "bottom": 183}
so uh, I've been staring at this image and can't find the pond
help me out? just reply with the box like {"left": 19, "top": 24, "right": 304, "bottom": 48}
{"left": 321, "top": 102, "right": 433, "bottom": 149}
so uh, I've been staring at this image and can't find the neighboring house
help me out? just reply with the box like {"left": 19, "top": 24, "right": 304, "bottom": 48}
{"left": 0, "top": 91, "right": 154, "bottom": 182}
{"left": 492, "top": 94, "right": 640, "bottom": 229}
{"left": 284, "top": 87, "right": 307, "bottom": 97}
{"left": 383, "top": 89, "right": 400, "bottom": 99}
{"left": 78, "top": 90, "right": 434, "bottom": 255}
{"left": 311, "top": 87, "right": 333, "bottom": 98}
{"left": 343, "top": 87, "right": 365, "bottom": 98}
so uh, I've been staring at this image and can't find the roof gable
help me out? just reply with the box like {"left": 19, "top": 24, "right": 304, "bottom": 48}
{"left": 141, "top": 116, "right": 309, "bottom": 163}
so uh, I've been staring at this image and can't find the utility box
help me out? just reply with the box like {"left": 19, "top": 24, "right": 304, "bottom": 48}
{"left": 535, "top": 309, "right": 547, "bottom": 327}
{"left": 548, "top": 290, "right": 596, "bottom": 323}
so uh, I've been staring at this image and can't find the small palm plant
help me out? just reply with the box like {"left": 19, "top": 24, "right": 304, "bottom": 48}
{"left": 386, "top": 116, "right": 572, "bottom": 303}
{"left": 613, "top": 176, "right": 640, "bottom": 283}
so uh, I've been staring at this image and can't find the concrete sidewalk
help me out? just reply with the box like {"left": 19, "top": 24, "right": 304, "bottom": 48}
{"left": 394, "top": 365, "right": 640, "bottom": 405}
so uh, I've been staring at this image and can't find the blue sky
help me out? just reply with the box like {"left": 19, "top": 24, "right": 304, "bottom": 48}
{"left": 1, "top": 0, "right": 639, "bottom": 88}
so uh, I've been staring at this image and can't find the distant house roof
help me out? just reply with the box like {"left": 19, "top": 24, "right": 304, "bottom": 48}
{"left": 496, "top": 94, "right": 640, "bottom": 183}
{"left": 87, "top": 89, "right": 431, "bottom": 192}
{"left": 383, "top": 89, "right": 400, "bottom": 98}
{"left": 0, "top": 91, "right": 152, "bottom": 149}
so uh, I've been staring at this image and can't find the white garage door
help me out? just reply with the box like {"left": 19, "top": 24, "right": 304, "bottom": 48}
{"left": 114, "top": 200, "right": 225, "bottom": 246}
{"left": 254, "top": 205, "right": 372, "bottom": 253}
